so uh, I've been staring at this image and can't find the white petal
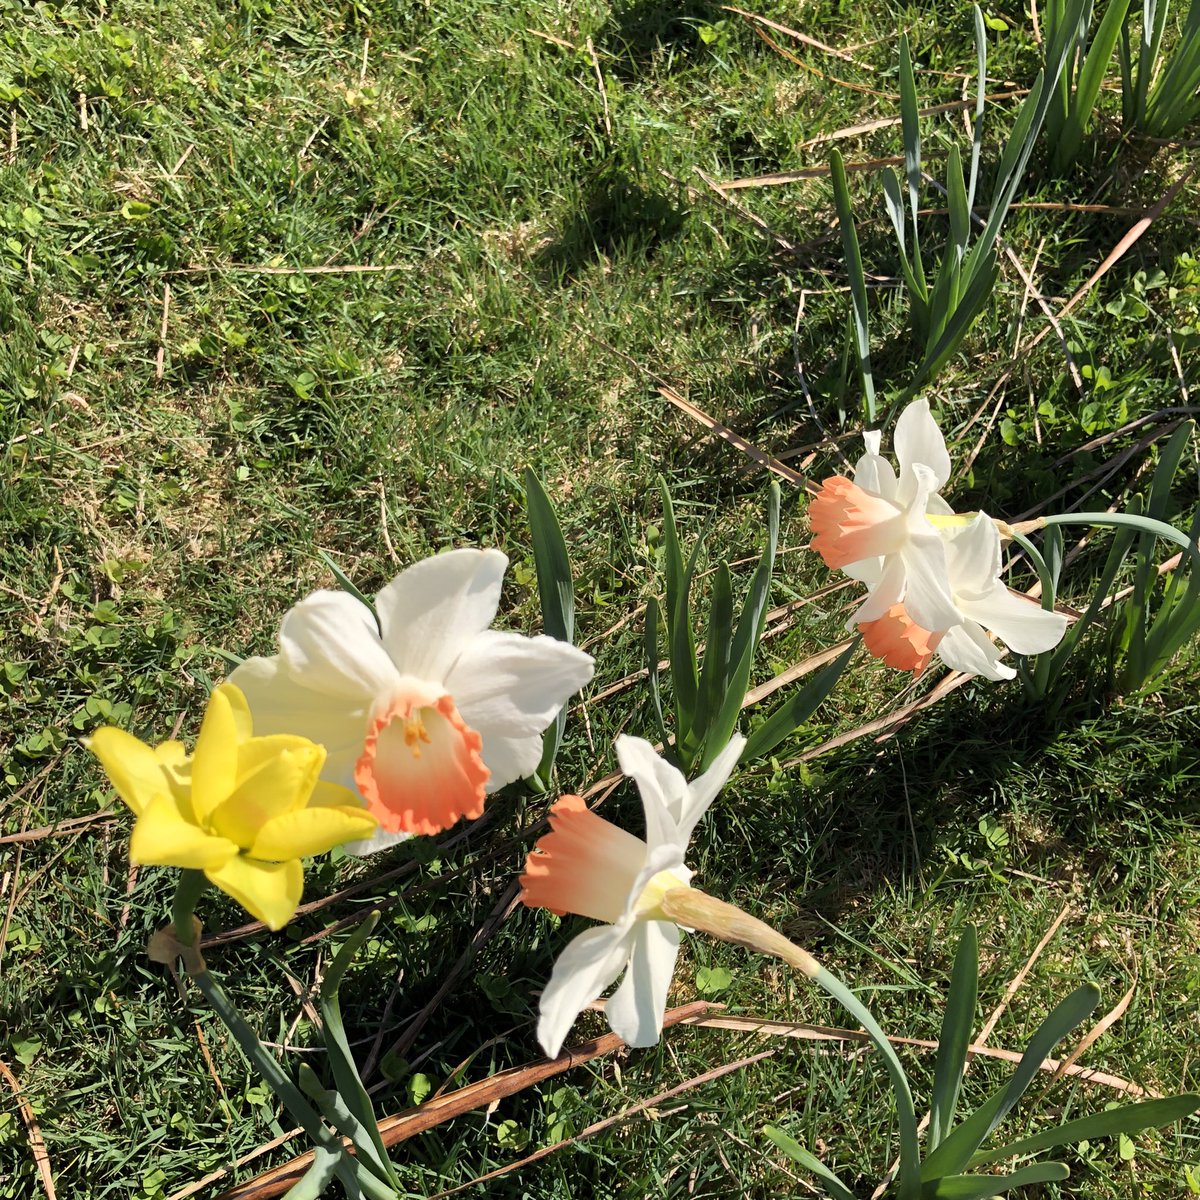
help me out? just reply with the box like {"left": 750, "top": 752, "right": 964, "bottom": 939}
{"left": 944, "top": 513, "right": 1003, "bottom": 598}
{"left": 278, "top": 591, "right": 400, "bottom": 702}
{"left": 958, "top": 585, "right": 1069, "bottom": 655}
{"left": 852, "top": 439, "right": 899, "bottom": 502}
{"left": 900, "top": 537, "right": 961, "bottom": 633}
{"left": 851, "top": 555, "right": 907, "bottom": 625}
{"left": 935, "top": 622, "right": 1015, "bottom": 680}
{"left": 894, "top": 398, "right": 951, "bottom": 490}
{"left": 343, "top": 827, "right": 414, "bottom": 857}
{"left": 536, "top": 925, "right": 634, "bottom": 1058}
{"left": 447, "top": 631, "right": 594, "bottom": 740}
{"left": 478, "top": 730, "right": 544, "bottom": 792}
{"left": 375, "top": 549, "right": 508, "bottom": 684}
{"left": 615, "top": 735, "right": 688, "bottom": 851}
{"left": 675, "top": 734, "right": 745, "bottom": 844}
{"left": 844, "top": 555, "right": 884, "bottom": 586}
{"left": 229, "top": 655, "right": 367, "bottom": 789}
{"left": 605, "top": 921, "right": 682, "bottom": 1048}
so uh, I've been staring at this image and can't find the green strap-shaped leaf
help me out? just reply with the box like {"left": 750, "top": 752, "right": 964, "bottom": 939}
{"left": 1057, "top": 0, "right": 1136, "bottom": 168}
{"left": 830, "top": 148, "right": 876, "bottom": 422}
{"left": 740, "top": 639, "right": 859, "bottom": 764}
{"left": 814, "top": 968, "right": 923, "bottom": 1200}
{"left": 928, "top": 1161, "right": 1069, "bottom": 1197}
{"left": 281, "top": 1145, "right": 344, "bottom": 1200}
{"left": 928, "top": 927, "right": 979, "bottom": 1150}
{"left": 318, "top": 550, "right": 378, "bottom": 629}
{"left": 644, "top": 595, "right": 672, "bottom": 750}
{"left": 969, "top": 1093, "right": 1200, "bottom": 1167}
{"left": 524, "top": 469, "right": 577, "bottom": 779}
{"left": 699, "top": 482, "right": 780, "bottom": 770}
{"left": 318, "top": 912, "right": 400, "bottom": 1191}
{"left": 966, "top": 6, "right": 988, "bottom": 212}
{"left": 920, "top": 984, "right": 1100, "bottom": 1180}
{"left": 914, "top": 249, "right": 998, "bottom": 385}
{"left": 697, "top": 561, "right": 734, "bottom": 741}
{"left": 763, "top": 1126, "right": 857, "bottom": 1200}
{"left": 660, "top": 480, "right": 699, "bottom": 759}
{"left": 898, "top": 34, "right": 928, "bottom": 298}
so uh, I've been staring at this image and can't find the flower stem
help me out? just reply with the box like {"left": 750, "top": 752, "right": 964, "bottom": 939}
{"left": 171, "top": 869, "right": 209, "bottom": 946}
{"left": 192, "top": 967, "right": 390, "bottom": 1196}
{"left": 1041, "top": 511, "right": 1198, "bottom": 559}
{"left": 662, "top": 888, "right": 923, "bottom": 1200}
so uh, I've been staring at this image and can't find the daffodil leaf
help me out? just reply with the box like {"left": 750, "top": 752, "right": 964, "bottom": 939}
{"left": 525, "top": 469, "right": 576, "bottom": 781}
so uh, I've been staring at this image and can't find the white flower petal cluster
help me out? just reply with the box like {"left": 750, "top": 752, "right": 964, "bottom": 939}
{"left": 521, "top": 735, "right": 744, "bottom": 1057}
{"left": 810, "top": 400, "right": 1067, "bottom": 680}
{"left": 231, "top": 549, "right": 594, "bottom": 851}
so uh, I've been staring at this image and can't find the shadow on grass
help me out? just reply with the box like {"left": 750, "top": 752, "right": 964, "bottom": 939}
{"left": 534, "top": 169, "right": 686, "bottom": 281}
{"left": 597, "top": 0, "right": 723, "bottom": 78}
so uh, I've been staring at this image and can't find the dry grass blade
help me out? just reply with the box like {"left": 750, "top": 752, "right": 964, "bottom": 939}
{"left": 692, "top": 167, "right": 808, "bottom": 258}
{"left": 719, "top": 155, "right": 904, "bottom": 189}
{"left": 1038, "top": 977, "right": 1137, "bottom": 1099}
{"left": 214, "top": 1001, "right": 714, "bottom": 1200}
{"left": 658, "top": 384, "right": 815, "bottom": 493}
{"left": 380, "top": 878, "right": 522, "bottom": 1064}
{"left": 743, "top": 638, "right": 857, "bottom": 706}
{"left": 1021, "top": 166, "right": 1198, "bottom": 353}
{"left": 428, "top": 1048, "right": 777, "bottom": 1198}
{"left": 746, "top": 23, "right": 895, "bottom": 96}
{"left": 683, "top": 1012, "right": 1151, "bottom": 1095}
{"left": 0, "top": 809, "right": 117, "bottom": 847}
{"left": 0, "top": 1056, "right": 56, "bottom": 1200}
{"left": 773, "top": 668, "right": 970, "bottom": 769}
{"left": 798, "top": 91, "right": 1027, "bottom": 149}
{"left": 972, "top": 902, "right": 1073, "bottom": 1062}
{"left": 723, "top": 5, "right": 873, "bottom": 67}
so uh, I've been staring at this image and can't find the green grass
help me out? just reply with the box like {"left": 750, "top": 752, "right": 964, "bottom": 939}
{"left": 1, "top": 0, "right": 1199, "bottom": 1197}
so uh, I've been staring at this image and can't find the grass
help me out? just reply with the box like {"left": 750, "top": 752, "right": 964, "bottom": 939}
{"left": 1, "top": 0, "right": 1199, "bottom": 1197}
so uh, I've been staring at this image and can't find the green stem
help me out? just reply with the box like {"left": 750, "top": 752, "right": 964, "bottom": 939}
{"left": 192, "top": 968, "right": 380, "bottom": 1195}
{"left": 812, "top": 969, "right": 923, "bottom": 1200}
{"left": 1041, "top": 512, "right": 1199, "bottom": 559}
{"left": 171, "top": 869, "right": 209, "bottom": 946}
{"left": 1007, "top": 531, "right": 1056, "bottom": 612}
{"left": 660, "top": 889, "right": 922, "bottom": 1200}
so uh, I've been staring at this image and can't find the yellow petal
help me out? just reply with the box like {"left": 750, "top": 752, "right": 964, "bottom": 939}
{"left": 154, "top": 740, "right": 188, "bottom": 768}
{"left": 86, "top": 727, "right": 172, "bottom": 817}
{"left": 216, "top": 682, "right": 254, "bottom": 743}
{"left": 233, "top": 734, "right": 326, "bottom": 793}
{"left": 205, "top": 855, "right": 303, "bottom": 931}
{"left": 129, "top": 795, "right": 239, "bottom": 869}
{"left": 207, "top": 744, "right": 325, "bottom": 849}
{"left": 308, "top": 780, "right": 366, "bottom": 809}
{"left": 153, "top": 741, "right": 194, "bottom": 813}
{"left": 191, "top": 687, "right": 240, "bottom": 821}
{"left": 250, "top": 805, "right": 378, "bottom": 861}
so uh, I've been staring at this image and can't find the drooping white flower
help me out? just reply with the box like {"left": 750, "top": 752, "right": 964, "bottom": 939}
{"left": 812, "top": 400, "right": 1068, "bottom": 679}
{"left": 520, "top": 734, "right": 744, "bottom": 1057}
{"left": 935, "top": 513, "right": 1068, "bottom": 679}
{"left": 809, "top": 398, "right": 961, "bottom": 634}
{"left": 230, "top": 549, "right": 594, "bottom": 852}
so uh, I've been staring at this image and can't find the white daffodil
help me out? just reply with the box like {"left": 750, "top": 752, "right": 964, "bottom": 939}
{"left": 230, "top": 549, "right": 594, "bottom": 852}
{"left": 809, "top": 398, "right": 962, "bottom": 634}
{"left": 857, "top": 513, "right": 1068, "bottom": 679}
{"left": 520, "top": 734, "right": 744, "bottom": 1057}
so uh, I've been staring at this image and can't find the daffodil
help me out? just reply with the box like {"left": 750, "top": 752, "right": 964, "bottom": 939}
{"left": 86, "top": 684, "right": 378, "bottom": 930}
{"left": 811, "top": 400, "right": 1067, "bottom": 679}
{"left": 810, "top": 398, "right": 962, "bottom": 635}
{"left": 861, "top": 513, "right": 1068, "bottom": 680}
{"left": 520, "top": 734, "right": 744, "bottom": 1057}
{"left": 230, "top": 549, "right": 595, "bottom": 853}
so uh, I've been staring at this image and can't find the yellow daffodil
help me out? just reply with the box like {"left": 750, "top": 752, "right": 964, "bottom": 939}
{"left": 86, "top": 683, "right": 378, "bottom": 930}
